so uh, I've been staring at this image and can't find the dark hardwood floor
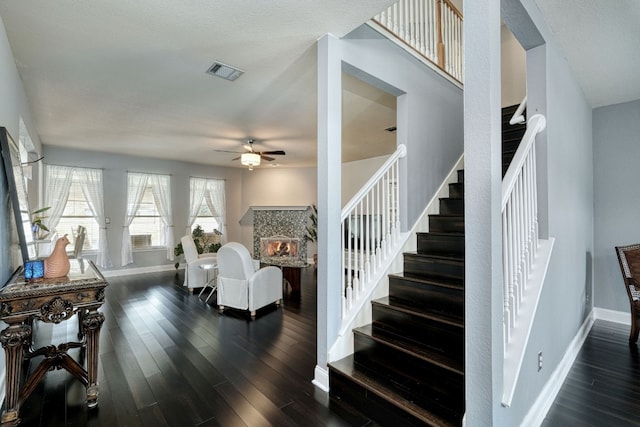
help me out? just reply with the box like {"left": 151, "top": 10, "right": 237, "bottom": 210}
{"left": 15, "top": 267, "right": 353, "bottom": 427}
{"left": 543, "top": 320, "right": 640, "bottom": 427}
{"left": 12, "top": 267, "right": 640, "bottom": 426}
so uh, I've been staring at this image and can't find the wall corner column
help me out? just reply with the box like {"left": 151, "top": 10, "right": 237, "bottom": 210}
{"left": 314, "top": 33, "right": 342, "bottom": 391}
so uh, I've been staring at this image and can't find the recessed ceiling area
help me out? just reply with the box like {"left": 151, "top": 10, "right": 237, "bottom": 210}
{"left": 342, "top": 73, "right": 397, "bottom": 163}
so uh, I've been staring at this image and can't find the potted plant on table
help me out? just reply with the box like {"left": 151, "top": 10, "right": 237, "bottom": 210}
{"left": 31, "top": 207, "right": 51, "bottom": 240}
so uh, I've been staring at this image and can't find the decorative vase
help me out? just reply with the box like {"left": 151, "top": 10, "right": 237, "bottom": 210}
{"left": 44, "top": 234, "right": 71, "bottom": 279}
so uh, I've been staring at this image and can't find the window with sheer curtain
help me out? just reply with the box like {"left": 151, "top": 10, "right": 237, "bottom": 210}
{"left": 57, "top": 177, "right": 100, "bottom": 250}
{"left": 121, "top": 172, "right": 174, "bottom": 266}
{"left": 188, "top": 177, "right": 226, "bottom": 239}
{"left": 128, "top": 185, "right": 165, "bottom": 248}
{"left": 44, "top": 165, "right": 111, "bottom": 268}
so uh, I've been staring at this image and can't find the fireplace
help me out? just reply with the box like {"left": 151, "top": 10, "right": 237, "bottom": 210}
{"left": 260, "top": 236, "right": 301, "bottom": 264}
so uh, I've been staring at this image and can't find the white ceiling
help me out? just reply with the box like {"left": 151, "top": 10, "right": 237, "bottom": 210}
{"left": 0, "top": 0, "right": 397, "bottom": 168}
{"left": 534, "top": 0, "right": 640, "bottom": 108}
{"left": 0, "top": 1, "right": 636, "bottom": 169}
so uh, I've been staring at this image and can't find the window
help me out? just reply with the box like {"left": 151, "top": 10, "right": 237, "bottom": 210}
{"left": 192, "top": 198, "right": 219, "bottom": 233}
{"left": 128, "top": 184, "right": 165, "bottom": 248}
{"left": 188, "top": 177, "right": 225, "bottom": 238}
{"left": 57, "top": 176, "right": 100, "bottom": 250}
{"left": 126, "top": 173, "right": 171, "bottom": 249}
{"left": 45, "top": 165, "right": 103, "bottom": 252}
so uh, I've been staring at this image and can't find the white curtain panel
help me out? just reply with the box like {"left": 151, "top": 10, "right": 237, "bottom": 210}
{"left": 121, "top": 172, "right": 149, "bottom": 266}
{"left": 44, "top": 165, "right": 74, "bottom": 236}
{"left": 187, "top": 177, "right": 207, "bottom": 235}
{"left": 207, "top": 179, "right": 226, "bottom": 242}
{"left": 150, "top": 174, "right": 174, "bottom": 261}
{"left": 76, "top": 167, "right": 111, "bottom": 269}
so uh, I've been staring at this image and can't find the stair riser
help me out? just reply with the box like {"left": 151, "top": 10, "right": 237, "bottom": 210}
{"left": 389, "top": 276, "right": 464, "bottom": 319}
{"left": 353, "top": 335, "right": 464, "bottom": 421}
{"left": 448, "top": 182, "right": 464, "bottom": 199}
{"left": 329, "top": 368, "right": 433, "bottom": 427}
{"left": 417, "top": 233, "right": 464, "bottom": 257}
{"left": 404, "top": 254, "right": 464, "bottom": 282}
{"left": 439, "top": 198, "right": 463, "bottom": 215}
{"left": 428, "top": 215, "right": 464, "bottom": 233}
{"left": 502, "top": 126, "right": 526, "bottom": 139}
{"left": 372, "top": 303, "right": 464, "bottom": 360}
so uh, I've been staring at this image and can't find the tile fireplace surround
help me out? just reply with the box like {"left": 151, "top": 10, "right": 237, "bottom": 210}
{"left": 250, "top": 206, "right": 310, "bottom": 263}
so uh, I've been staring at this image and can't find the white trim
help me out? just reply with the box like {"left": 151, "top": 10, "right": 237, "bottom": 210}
{"left": 594, "top": 307, "right": 631, "bottom": 325}
{"left": 312, "top": 365, "right": 330, "bottom": 391}
{"left": 521, "top": 312, "right": 595, "bottom": 427}
{"left": 101, "top": 264, "right": 178, "bottom": 278}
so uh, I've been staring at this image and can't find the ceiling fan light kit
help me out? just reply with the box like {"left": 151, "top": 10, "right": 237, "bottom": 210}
{"left": 241, "top": 152, "right": 261, "bottom": 170}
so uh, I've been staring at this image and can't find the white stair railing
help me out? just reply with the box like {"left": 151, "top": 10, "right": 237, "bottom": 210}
{"left": 374, "top": 0, "right": 463, "bottom": 83}
{"left": 340, "top": 144, "right": 406, "bottom": 332}
{"left": 502, "top": 114, "right": 554, "bottom": 407}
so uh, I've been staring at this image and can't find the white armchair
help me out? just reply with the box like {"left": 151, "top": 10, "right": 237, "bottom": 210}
{"left": 181, "top": 235, "right": 217, "bottom": 292}
{"left": 216, "top": 242, "right": 283, "bottom": 318}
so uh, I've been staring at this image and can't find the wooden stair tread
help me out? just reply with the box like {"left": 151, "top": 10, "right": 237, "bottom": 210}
{"left": 354, "top": 324, "right": 464, "bottom": 375}
{"left": 405, "top": 251, "right": 464, "bottom": 263}
{"left": 373, "top": 296, "right": 464, "bottom": 328}
{"left": 417, "top": 231, "right": 465, "bottom": 238}
{"left": 330, "top": 355, "right": 459, "bottom": 427}
{"left": 388, "top": 272, "right": 464, "bottom": 290}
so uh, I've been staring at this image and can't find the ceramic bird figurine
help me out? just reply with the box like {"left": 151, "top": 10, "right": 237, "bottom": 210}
{"left": 44, "top": 234, "right": 71, "bottom": 279}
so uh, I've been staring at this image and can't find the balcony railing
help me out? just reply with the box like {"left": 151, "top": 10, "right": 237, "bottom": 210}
{"left": 373, "top": 0, "right": 463, "bottom": 83}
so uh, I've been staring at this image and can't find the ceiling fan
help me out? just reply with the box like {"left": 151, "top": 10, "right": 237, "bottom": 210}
{"left": 215, "top": 139, "right": 286, "bottom": 170}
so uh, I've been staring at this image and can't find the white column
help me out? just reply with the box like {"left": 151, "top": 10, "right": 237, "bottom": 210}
{"left": 313, "top": 33, "right": 342, "bottom": 392}
{"left": 464, "top": 0, "right": 502, "bottom": 424}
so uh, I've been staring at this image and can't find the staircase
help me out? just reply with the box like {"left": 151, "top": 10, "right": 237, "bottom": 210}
{"left": 328, "top": 170, "right": 466, "bottom": 426}
{"left": 502, "top": 104, "right": 527, "bottom": 176}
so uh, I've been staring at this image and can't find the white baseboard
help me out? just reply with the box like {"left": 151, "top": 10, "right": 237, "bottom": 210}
{"left": 593, "top": 307, "right": 631, "bottom": 325}
{"left": 521, "top": 312, "right": 595, "bottom": 427}
{"left": 312, "top": 365, "right": 330, "bottom": 392}
{"left": 101, "top": 264, "right": 179, "bottom": 278}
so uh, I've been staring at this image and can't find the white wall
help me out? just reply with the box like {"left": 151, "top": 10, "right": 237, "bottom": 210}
{"left": 341, "top": 24, "right": 464, "bottom": 229}
{"left": 43, "top": 145, "right": 244, "bottom": 271}
{"left": 593, "top": 99, "right": 640, "bottom": 311}
{"left": 0, "top": 16, "right": 43, "bottom": 408}
{"left": 239, "top": 166, "right": 317, "bottom": 252}
{"left": 341, "top": 155, "right": 388, "bottom": 205}
{"left": 501, "top": 24, "right": 527, "bottom": 107}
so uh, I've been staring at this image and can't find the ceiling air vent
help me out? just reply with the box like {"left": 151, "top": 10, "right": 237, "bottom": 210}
{"left": 206, "top": 61, "right": 244, "bottom": 82}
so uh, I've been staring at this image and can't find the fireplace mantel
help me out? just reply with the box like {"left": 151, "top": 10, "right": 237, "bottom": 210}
{"left": 240, "top": 205, "right": 310, "bottom": 226}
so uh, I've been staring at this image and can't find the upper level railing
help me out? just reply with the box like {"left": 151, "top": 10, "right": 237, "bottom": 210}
{"left": 338, "top": 144, "right": 407, "bottom": 336}
{"left": 373, "top": 0, "right": 463, "bottom": 83}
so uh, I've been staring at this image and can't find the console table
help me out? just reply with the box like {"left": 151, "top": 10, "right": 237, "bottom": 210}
{"left": 0, "top": 259, "right": 108, "bottom": 426}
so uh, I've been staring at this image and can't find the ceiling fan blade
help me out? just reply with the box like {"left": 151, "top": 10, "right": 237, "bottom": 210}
{"left": 260, "top": 150, "right": 286, "bottom": 156}
{"left": 231, "top": 156, "right": 241, "bottom": 161}
{"left": 214, "top": 149, "right": 243, "bottom": 154}
{"left": 260, "top": 155, "right": 275, "bottom": 162}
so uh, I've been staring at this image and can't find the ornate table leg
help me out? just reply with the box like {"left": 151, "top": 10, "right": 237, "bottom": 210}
{"left": 0, "top": 324, "right": 31, "bottom": 426}
{"left": 81, "top": 310, "right": 104, "bottom": 408}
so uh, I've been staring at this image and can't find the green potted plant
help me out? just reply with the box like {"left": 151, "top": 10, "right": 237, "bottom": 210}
{"left": 31, "top": 206, "right": 51, "bottom": 240}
